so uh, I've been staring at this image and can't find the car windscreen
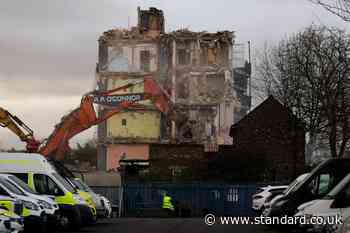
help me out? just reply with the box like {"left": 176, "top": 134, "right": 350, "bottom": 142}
{"left": 283, "top": 179, "right": 299, "bottom": 195}
{"left": 52, "top": 173, "right": 76, "bottom": 193}
{"left": 0, "top": 178, "right": 26, "bottom": 196}
{"left": 283, "top": 173, "right": 310, "bottom": 195}
{"left": 8, "top": 176, "right": 38, "bottom": 195}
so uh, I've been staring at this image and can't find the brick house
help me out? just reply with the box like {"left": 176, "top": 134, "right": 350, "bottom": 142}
{"left": 225, "top": 96, "right": 305, "bottom": 182}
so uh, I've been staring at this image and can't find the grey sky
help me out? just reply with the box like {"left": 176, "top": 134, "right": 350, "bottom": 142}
{"left": 0, "top": 0, "right": 348, "bottom": 149}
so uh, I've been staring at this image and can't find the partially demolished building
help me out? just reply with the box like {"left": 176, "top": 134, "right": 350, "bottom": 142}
{"left": 96, "top": 7, "right": 165, "bottom": 171}
{"left": 160, "top": 29, "right": 235, "bottom": 147}
{"left": 96, "top": 7, "right": 250, "bottom": 172}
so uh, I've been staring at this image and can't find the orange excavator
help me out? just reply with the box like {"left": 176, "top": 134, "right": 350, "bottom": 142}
{"left": 0, "top": 78, "right": 170, "bottom": 160}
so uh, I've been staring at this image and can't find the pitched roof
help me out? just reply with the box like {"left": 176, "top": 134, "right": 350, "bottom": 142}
{"left": 229, "top": 95, "right": 304, "bottom": 137}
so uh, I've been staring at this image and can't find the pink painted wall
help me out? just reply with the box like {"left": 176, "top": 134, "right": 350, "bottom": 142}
{"left": 106, "top": 144, "right": 149, "bottom": 170}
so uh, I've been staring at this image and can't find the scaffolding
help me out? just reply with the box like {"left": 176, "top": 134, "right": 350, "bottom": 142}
{"left": 233, "top": 43, "right": 246, "bottom": 68}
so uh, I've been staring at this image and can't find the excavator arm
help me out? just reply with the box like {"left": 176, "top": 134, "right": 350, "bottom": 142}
{"left": 39, "top": 78, "right": 170, "bottom": 160}
{"left": 0, "top": 107, "right": 40, "bottom": 152}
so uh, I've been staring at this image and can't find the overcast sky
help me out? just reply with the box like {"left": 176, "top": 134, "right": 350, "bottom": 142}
{"left": 0, "top": 0, "right": 349, "bottom": 149}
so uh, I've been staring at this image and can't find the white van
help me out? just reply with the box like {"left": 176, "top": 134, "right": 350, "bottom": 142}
{"left": 70, "top": 178, "right": 111, "bottom": 217}
{"left": 0, "top": 176, "right": 46, "bottom": 232}
{"left": 295, "top": 173, "right": 350, "bottom": 233}
{"left": 0, "top": 174, "right": 61, "bottom": 226}
{"left": 0, "top": 153, "right": 91, "bottom": 230}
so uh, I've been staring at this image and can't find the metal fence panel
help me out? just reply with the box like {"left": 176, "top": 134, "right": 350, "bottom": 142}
{"left": 90, "top": 186, "right": 120, "bottom": 205}
{"left": 123, "top": 184, "right": 257, "bottom": 217}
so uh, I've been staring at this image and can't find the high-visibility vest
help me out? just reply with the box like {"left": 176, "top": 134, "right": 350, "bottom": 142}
{"left": 162, "top": 195, "right": 174, "bottom": 211}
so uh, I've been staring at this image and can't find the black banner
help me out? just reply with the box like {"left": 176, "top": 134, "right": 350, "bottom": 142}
{"left": 93, "top": 93, "right": 145, "bottom": 106}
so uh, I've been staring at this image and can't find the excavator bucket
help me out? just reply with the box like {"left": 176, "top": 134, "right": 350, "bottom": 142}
{"left": 144, "top": 78, "right": 169, "bottom": 114}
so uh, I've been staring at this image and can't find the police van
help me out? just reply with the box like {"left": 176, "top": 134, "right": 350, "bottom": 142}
{"left": 0, "top": 174, "right": 60, "bottom": 228}
{"left": 0, "top": 153, "right": 93, "bottom": 230}
{"left": 0, "top": 176, "right": 45, "bottom": 232}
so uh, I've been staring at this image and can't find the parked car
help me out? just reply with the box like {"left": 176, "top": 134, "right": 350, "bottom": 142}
{"left": 252, "top": 185, "right": 288, "bottom": 212}
{"left": 262, "top": 173, "right": 310, "bottom": 217}
{"left": 99, "top": 195, "right": 112, "bottom": 218}
{"left": 268, "top": 158, "right": 350, "bottom": 218}
{"left": 261, "top": 192, "right": 284, "bottom": 214}
{"left": 262, "top": 194, "right": 284, "bottom": 217}
{"left": 70, "top": 178, "right": 111, "bottom": 218}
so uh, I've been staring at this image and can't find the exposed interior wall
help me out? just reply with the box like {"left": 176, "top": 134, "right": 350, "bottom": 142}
{"left": 160, "top": 30, "right": 236, "bottom": 146}
{"left": 175, "top": 72, "right": 226, "bottom": 104}
{"left": 106, "top": 144, "right": 149, "bottom": 170}
{"left": 107, "top": 43, "right": 158, "bottom": 73}
{"left": 106, "top": 77, "right": 152, "bottom": 105}
{"left": 218, "top": 101, "right": 234, "bottom": 145}
{"left": 107, "top": 111, "right": 161, "bottom": 140}
{"left": 169, "top": 106, "right": 217, "bottom": 144}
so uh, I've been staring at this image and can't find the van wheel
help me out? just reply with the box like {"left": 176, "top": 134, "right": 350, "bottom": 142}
{"left": 60, "top": 215, "right": 69, "bottom": 229}
{"left": 67, "top": 206, "right": 82, "bottom": 231}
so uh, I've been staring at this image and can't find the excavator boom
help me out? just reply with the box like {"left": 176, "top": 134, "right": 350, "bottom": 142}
{"left": 0, "top": 107, "right": 40, "bottom": 152}
{"left": 39, "top": 78, "right": 170, "bottom": 160}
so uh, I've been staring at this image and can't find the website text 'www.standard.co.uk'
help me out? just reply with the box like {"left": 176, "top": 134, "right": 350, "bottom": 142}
{"left": 204, "top": 214, "right": 343, "bottom": 226}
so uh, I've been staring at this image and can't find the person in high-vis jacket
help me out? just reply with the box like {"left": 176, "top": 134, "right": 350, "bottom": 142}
{"left": 162, "top": 192, "right": 174, "bottom": 216}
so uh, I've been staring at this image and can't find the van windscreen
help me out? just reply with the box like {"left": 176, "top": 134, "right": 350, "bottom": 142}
{"left": 326, "top": 173, "right": 350, "bottom": 199}
{"left": 294, "top": 159, "right": 350, "bottom": 198}
{"left": 0, "top": 178, "right": 26, "bottom": 196}
{"left": 73, "top": 179, "right": 92, "bottom": 192}
{"left": 9, "top": 176, "right": 38, "bottom": 195}
{"left": 52, "top": 173, "right": 76, "bottom": 193}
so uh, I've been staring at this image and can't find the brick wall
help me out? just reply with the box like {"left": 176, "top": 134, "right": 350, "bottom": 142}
{"left": 147, "top": 144, "right": 208, "bottom": 181}
{"left": 229, "top": 96, "right": 305, "bottom": 182}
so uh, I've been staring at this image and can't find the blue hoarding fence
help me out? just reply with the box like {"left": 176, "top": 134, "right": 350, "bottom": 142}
{"left": 122, "top": 183, "right": 258, "bottom": 217}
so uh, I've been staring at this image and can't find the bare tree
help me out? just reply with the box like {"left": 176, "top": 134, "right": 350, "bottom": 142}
{"left": 310, "top": 0, "right": 350, "bottom": 22}
{"left": 256, "top": 25, "right": 350, "bottom": 159}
